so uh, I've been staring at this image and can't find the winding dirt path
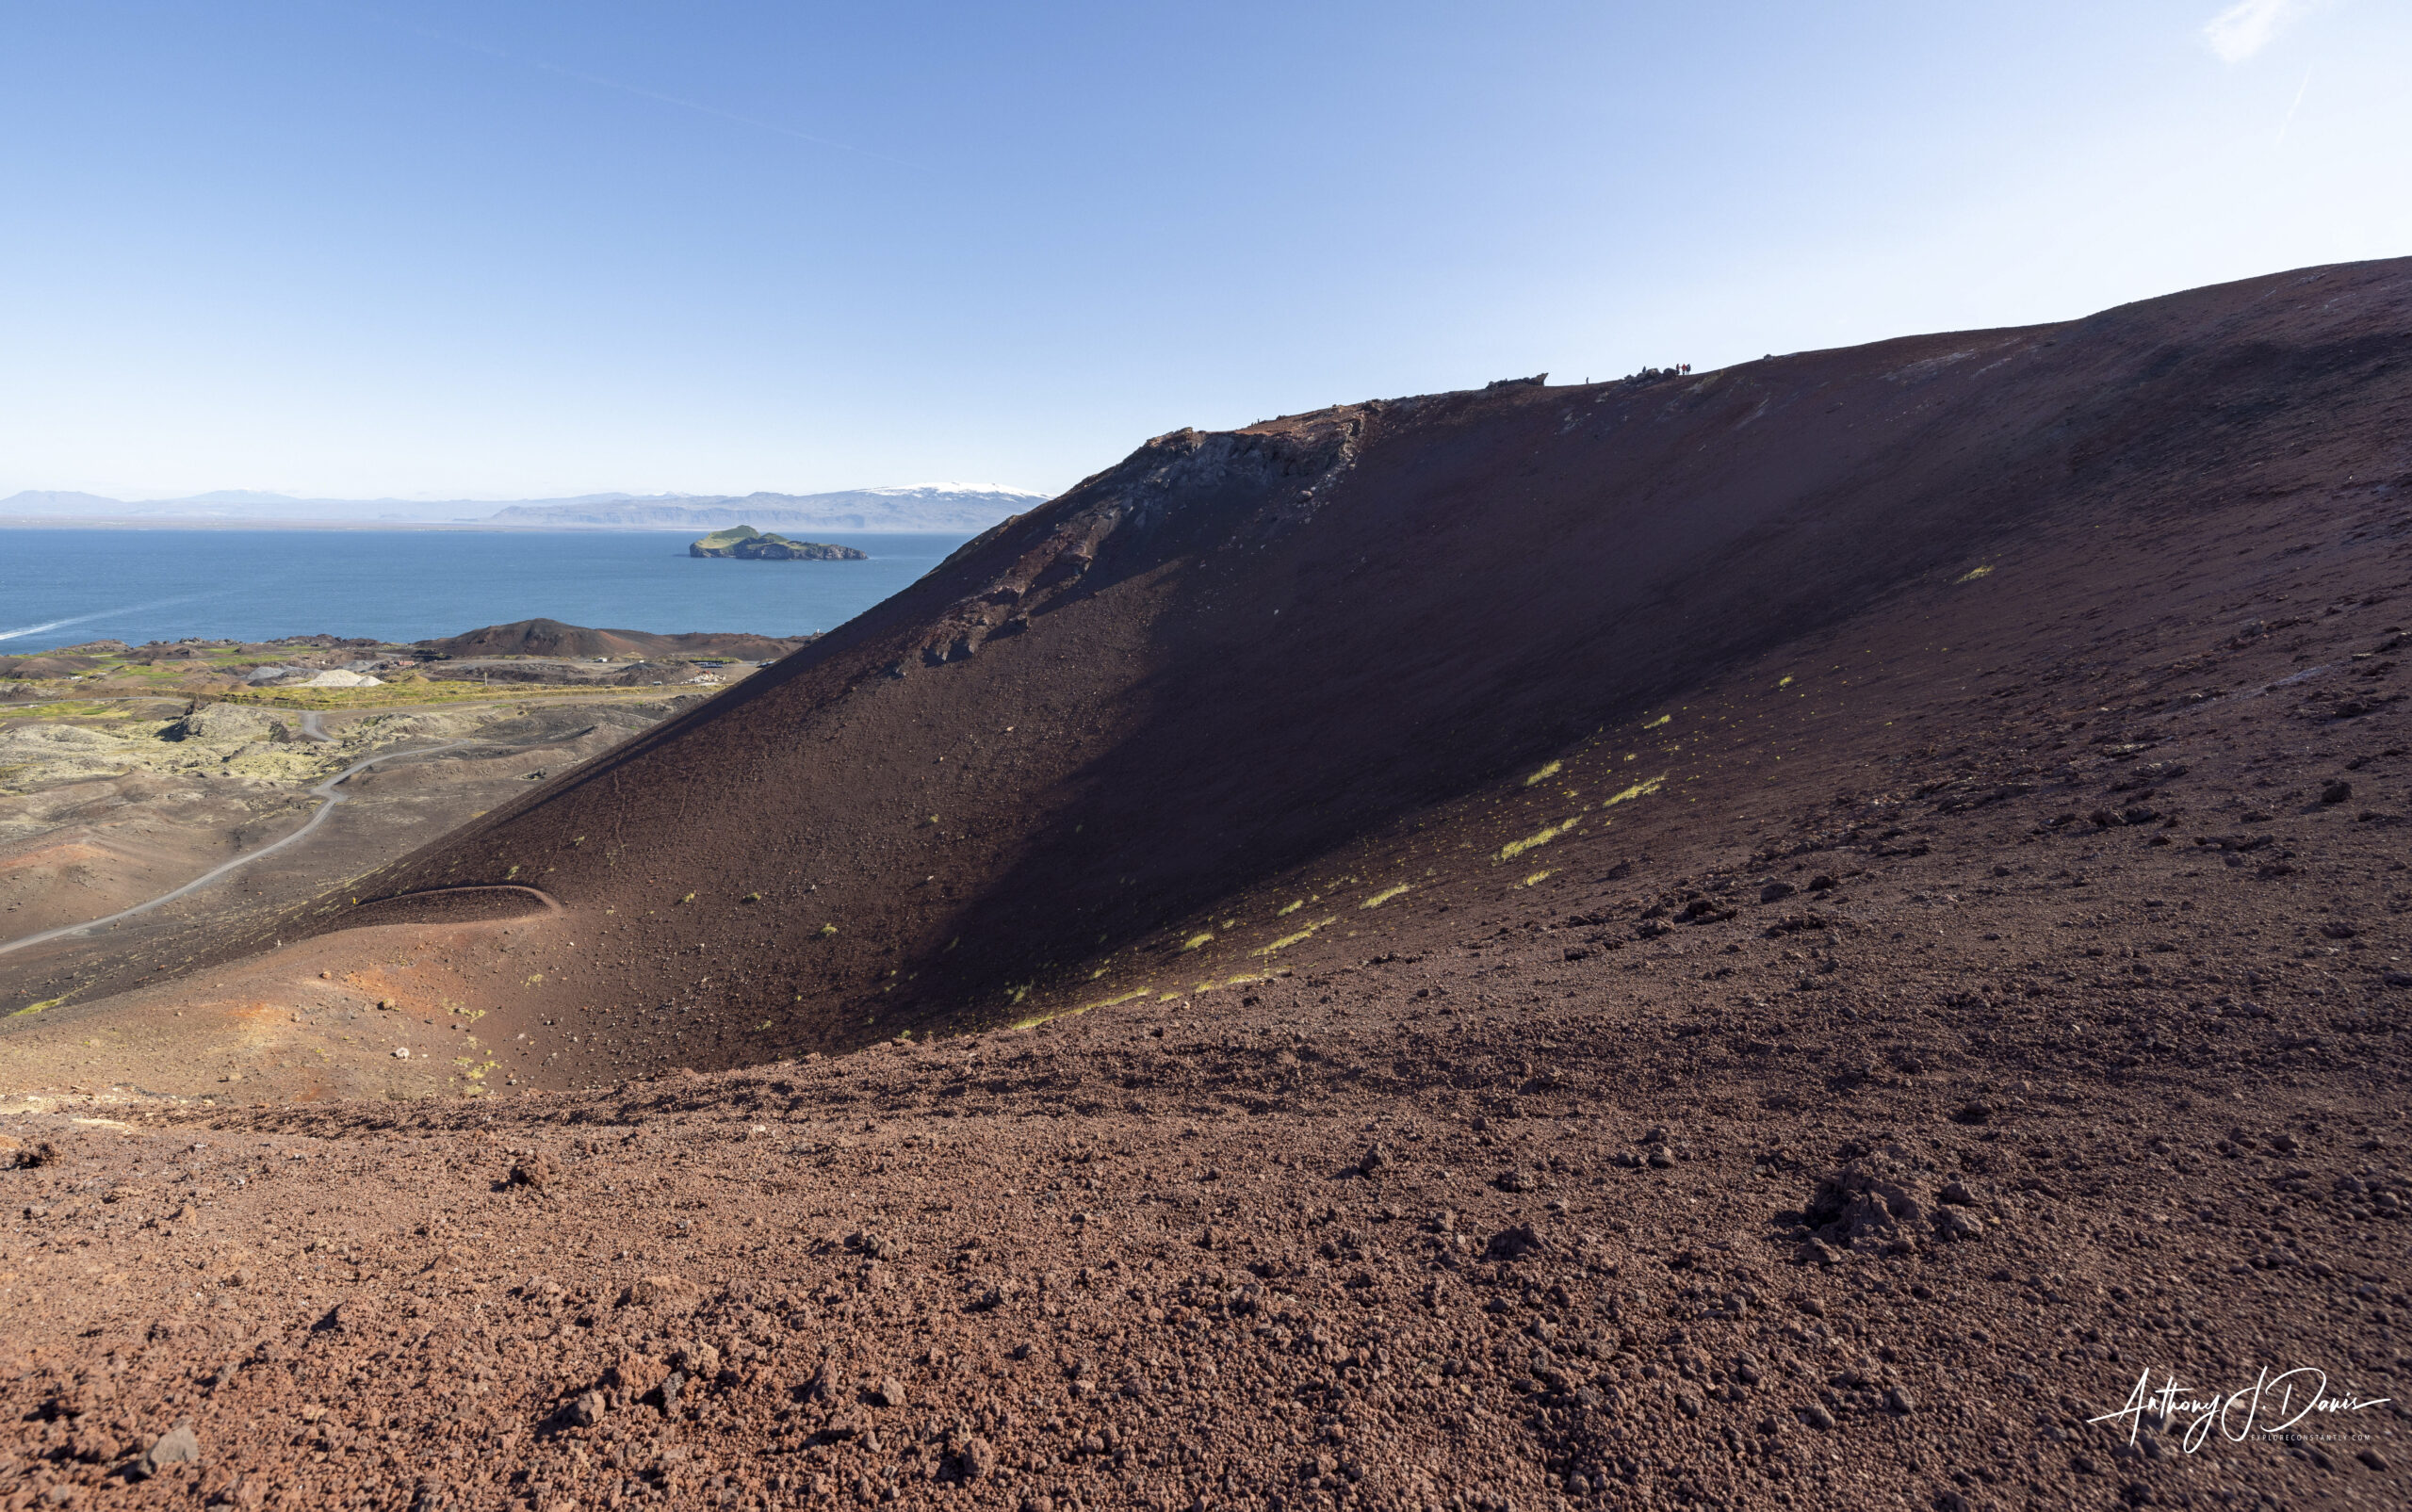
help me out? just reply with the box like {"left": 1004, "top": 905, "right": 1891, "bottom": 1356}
{"left": 0, "top": 740, "right": 474, "bottom": 957}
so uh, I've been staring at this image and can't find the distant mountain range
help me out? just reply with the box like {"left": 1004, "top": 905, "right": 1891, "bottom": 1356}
{"left": 0, "top": 485, "right": 1048, "bottom": 532}
{"left": 486, "top": 487, "right": 1046, "bottom": 532}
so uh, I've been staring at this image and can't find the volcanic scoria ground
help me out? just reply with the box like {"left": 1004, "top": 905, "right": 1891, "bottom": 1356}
{"left": 4, "top": 260, "right": 2412, "bottom": 1512}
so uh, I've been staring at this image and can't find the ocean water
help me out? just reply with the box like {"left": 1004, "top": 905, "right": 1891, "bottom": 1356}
{"left": 0, "top": 529, "right": 975, "bottom": 653}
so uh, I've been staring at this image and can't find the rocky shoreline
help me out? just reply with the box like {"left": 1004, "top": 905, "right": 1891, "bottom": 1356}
{"left": 1, "top": 619, "right": 810, "bottom": 704}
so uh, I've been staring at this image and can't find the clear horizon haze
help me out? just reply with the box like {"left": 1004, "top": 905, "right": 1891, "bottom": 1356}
{"left": 4, "top": 0, "right": 2405, "bottom": 502}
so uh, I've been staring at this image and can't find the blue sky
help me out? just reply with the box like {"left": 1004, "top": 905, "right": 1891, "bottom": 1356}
{"left": 3, "top": 0, "right": 2405, "bottom": 500}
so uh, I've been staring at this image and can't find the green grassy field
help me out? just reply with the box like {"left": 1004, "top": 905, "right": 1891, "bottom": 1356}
{"left": 0, "top": 698, "right": 169, "bottom": 723}
{"left": 214, "top": 679, "right": 696, "bottom": 711}
{"left": 2, "top": 679, "right": 692, "bottom": 723}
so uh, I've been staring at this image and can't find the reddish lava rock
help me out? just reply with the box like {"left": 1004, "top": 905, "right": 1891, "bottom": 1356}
{"left": 3, "top": 260, "right": 2411, "bottom": 1508}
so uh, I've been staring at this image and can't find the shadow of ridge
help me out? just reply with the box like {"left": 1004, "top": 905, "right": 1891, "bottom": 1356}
{"left": 319, "top": 884, "right": 562, "bottom": 932}
{"left": 880, "top": 288, "right": 2387, "bottom": 1025}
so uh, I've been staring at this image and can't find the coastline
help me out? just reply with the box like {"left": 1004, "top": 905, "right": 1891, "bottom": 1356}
{"left": 0, "top": 516, "right": 904, "bottom": 533}
{"left": 0, "top": 528, "right": 975, "bottom": 653}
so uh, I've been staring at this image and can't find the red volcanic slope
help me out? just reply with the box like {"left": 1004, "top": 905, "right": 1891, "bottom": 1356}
{"left": 4, "top": 261, "right": 2412, "bottom": 1512}
{"left": 200, "top": 257, "right": 2412, "bottom": 1070}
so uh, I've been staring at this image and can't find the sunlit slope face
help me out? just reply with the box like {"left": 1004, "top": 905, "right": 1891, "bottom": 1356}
{"left": 218, "top": 257, "right": 2410, "bottom": 1065}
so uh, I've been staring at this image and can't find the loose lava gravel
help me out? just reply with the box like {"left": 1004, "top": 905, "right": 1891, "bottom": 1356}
{"left": 6, "top": 262, "right": 2412, "bottom": 1510}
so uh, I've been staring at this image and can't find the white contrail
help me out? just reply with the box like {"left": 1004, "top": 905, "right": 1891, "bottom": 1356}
{"left": 2275, "top": 65, "right": 2313, "bottom": 143}
{"left": 0, "top": 592, "right": 226, "bottom": 644}
{"left": 2204, "top": 0, "right": 2314, "bottom": 64}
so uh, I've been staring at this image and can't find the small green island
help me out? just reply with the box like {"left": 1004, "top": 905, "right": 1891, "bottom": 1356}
{"left": 689, "top": 526, "right": 868, "bottom": 561}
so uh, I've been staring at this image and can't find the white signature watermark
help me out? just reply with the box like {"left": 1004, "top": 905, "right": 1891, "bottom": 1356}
{"left": 2090, "top": 1368, "right": 2391, "bottom": 1454}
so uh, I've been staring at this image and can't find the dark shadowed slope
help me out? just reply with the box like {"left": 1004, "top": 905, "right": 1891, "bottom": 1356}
{"left": 146, "top": 258, "right": 2412, "bottom": 1066}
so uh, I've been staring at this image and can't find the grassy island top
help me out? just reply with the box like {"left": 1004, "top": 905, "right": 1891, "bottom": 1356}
{"left": 689, "top": 526, "right": 869, "bottom": 561}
